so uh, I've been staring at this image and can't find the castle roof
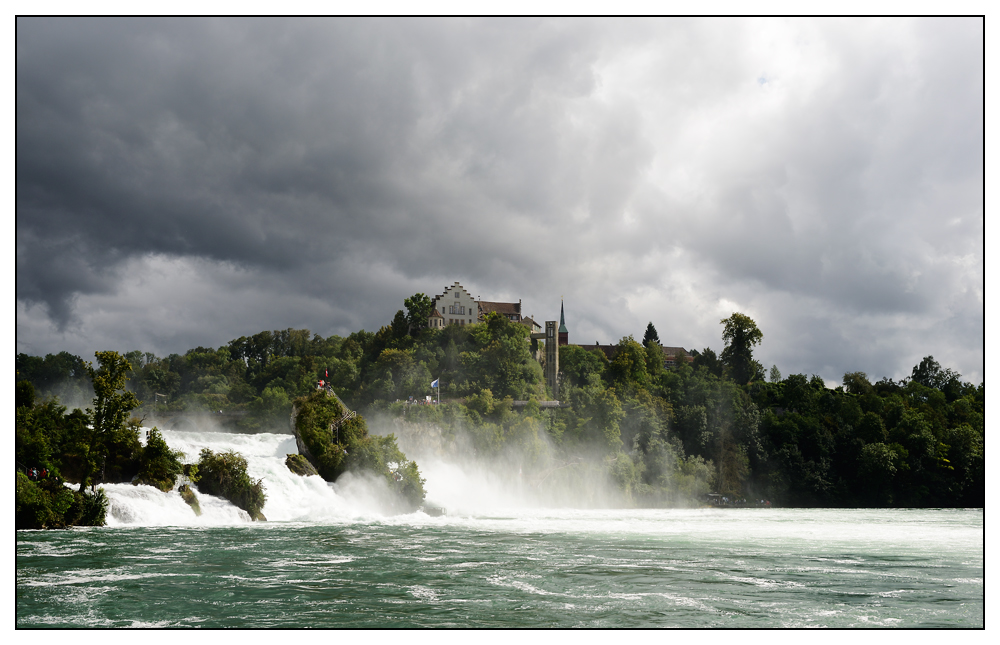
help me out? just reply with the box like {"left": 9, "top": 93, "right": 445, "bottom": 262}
{"left": 558, "top": 300, "right": 568, "bottom": 333}
{"left": 478, "top": 301, "right": 521, "bottom": 316}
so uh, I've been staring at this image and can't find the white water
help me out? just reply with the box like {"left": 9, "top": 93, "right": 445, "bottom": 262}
{"left": 103, "top": 428, "right": 401, "bottom": 526}
{"left": 106, "top": 427, "right": 578, "bottom": 527}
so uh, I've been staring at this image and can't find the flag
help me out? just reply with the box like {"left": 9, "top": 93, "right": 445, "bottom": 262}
{"left": 325, "top": 368, "right": 328, "bottom": 378}
{"left": 431, "top": 379, "right": 439, "bottom": 388}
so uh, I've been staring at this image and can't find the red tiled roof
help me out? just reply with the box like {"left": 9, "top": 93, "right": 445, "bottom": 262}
{"left": 478, "top": 301, "right": 521, "bottom": 316}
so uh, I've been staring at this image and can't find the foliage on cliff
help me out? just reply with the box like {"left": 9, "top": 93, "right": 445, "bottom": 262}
{"left": 285, "top": 453, "right": 319, "bottom": 477}
{"left": 16, "top": 472, "right": 107, "bottom": 529}
{"left": 133, "top": 428, "right": 184, "bottom": 491}
{"left": 196, "top": 449, "right": 267, "bottom": 520}
{"left": 293, "top": 389, "right": 425, "bottom": 511}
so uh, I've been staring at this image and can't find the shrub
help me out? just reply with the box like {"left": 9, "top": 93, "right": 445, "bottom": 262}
{"left": 68, "top": 487, "right": 108, "bottom": 527}
{"left": 16, "top": 472, "right": 73, "bottom": 529}
{"left": 196, "top": 449, "right": 267, "bottom": 520}
{"left": 133, "top": 428, "right": 184, "bottom": 491}
{"left": 15, "top": 472, "right": 107, "bottom": 529}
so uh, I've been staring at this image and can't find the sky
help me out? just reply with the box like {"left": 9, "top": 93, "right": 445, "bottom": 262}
{"left": 15, "top": 17, "right": 984, "bottom": 386}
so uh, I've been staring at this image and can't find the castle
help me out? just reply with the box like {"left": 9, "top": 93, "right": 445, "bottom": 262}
{"left": 425, "top": 281, "right": 691, "bottom": 398}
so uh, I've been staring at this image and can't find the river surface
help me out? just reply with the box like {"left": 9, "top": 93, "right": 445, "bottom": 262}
{"left": 15, "top": 430, "right": 984, "bottom": 628}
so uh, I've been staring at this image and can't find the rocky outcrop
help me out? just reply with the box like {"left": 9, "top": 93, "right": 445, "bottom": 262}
{"left": 178, "top": 483, "right": 202, "bottom": 516}
{"left": 285, "top": 453, "right": 319, "bottom": 477}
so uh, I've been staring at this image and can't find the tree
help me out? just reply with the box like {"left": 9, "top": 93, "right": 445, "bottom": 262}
{"left": 134, "top": 428, "right": 184, "bottom": 491}
{"left": 642, "top": 322, "right": 660, "bottom": 348}
{"left": 842, "top": 371, "right": 873, "bottom": 395}
{"left": 79, "top": 351, "right": 141, "bottom": 492}
{"left": 719, "top": 313, "right": 764, "bottom": 385}
{"left": 404, "top": 293, "right": 434, "bottom": 335}
{"left": 693, "top": 347, "right": 724, "bottom": 378}
{"left": 769, "top": 365, "right": 782, "bottom": 383}
{"left": 910, "top": 356, "right": 961, "bottom": 391}
{"left": 607, "top": 336, "right": 650, "bottom": 394}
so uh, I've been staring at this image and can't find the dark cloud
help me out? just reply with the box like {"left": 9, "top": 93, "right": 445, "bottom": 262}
{"left": 16, "top": 17, "right": 983, "bottom": 385}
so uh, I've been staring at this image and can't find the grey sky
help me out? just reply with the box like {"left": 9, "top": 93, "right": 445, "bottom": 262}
{"left": 16, "top": 17, "right": 984, "bottom": 385}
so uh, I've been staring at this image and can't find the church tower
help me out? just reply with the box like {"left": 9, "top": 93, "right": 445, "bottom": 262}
{"left": 558, "top": 299, "right": 568, "bottom": 346}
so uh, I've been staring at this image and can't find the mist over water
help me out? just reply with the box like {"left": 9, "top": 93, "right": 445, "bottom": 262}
{"left": 18, "top": 427, "right": 984, "bottom": 628}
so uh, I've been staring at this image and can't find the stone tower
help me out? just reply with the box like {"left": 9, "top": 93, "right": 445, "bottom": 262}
{"left": 545, "top": 320, "right": 559, "bottom": 399}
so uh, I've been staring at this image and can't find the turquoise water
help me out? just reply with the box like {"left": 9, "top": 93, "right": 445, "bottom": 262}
{"left": 16, "top": 508, "right": 983, "bottom": 628}
{"left": 15, "top": 430, "right": 984, "bottom": 627}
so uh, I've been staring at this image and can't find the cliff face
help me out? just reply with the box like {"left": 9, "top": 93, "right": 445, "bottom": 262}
{"left": 290, "top": 389, "right": 351, "bottom": 480}
{"left": 290, "top": 388, "right": 426, "bottom": 512}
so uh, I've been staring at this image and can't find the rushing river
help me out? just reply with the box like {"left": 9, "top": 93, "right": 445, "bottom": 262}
{"left": 16, "top": 430, "right": 984, "bottom": 628}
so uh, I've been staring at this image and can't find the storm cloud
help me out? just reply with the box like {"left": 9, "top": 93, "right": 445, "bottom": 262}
{"left": 16, "top": 17, "right": 983, "bottom": 385}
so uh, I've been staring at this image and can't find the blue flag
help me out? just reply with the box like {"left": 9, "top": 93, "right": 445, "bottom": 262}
{"left": 431, "top": 379, "right": 439, "bottom": 388}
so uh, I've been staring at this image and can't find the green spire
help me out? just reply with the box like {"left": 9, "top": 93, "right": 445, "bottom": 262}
{"left": 558, "top": 299, "right": 568, "bottom": 333}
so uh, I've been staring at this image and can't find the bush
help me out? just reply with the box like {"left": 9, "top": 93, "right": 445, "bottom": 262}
{"left": 196, "top": 449, "right": 267, "bottom": 520}
{"left": 16, "top": 472, "right": 73, "bottom": 529}
{"left": 15, "top": 472, "right": 108, "bottom": 529}
{"left": 133, "top": 428, "right": 184, "bottom": 491}
{"left": 68, "top": 487, "right": 108, "bottom": 527}
{"left": 346, "top": 434, "right": 426, "bottom": 512}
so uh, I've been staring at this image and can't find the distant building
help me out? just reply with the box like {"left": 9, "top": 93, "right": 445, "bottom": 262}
{"left": 661, "top": 346, "right": 694, "bottom": 367}
{"left": 576, "top": 342, "right": 616, "bottom": 360}
{"left": 430, "top": 282, "right": 477, "bottom": 327}
{"left": 521, "top": 316, "right": 542, "bottom": 334}
{"left": 574, "top": 342, "right": 694, "bottom": 368}
{"left": 429, "top": 282, "right": 531, "bottom": 329}
{"left": 478, "top": 300, "right": 522, "bottom": 323}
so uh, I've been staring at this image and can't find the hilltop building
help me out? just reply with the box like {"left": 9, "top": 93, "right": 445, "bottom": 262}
{"left": 430, "top": 282, "right": 478, "bottom": 326}
{"left": 428, "top": 282, "right": 527, "bottom": 328}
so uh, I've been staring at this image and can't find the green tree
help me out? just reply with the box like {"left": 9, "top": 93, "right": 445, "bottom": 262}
{"left": 79, "top": 352, "right": 141, "bottom": 492}
{"left": 404, "top": 293, "right": 434, "bottom": 334}
{"left": 692, "top": 347, "right": 723, "bottom": 378}
{"left": 134, "top": 428, "right": 184, "bottom": 491}
{"left": 719, "top": 313, "right": 764, "bottom": 384}
{"left": 642, "top": 322, "right": 660, "bottom": 348}
{"left": 769, "top": 365, "right": 782, "bottom": 383}
{"left": 910, "top": 356, "right": 961, "bottom": 391}
{"left": 842, "top": 371, "right": 873, "bottom": 395}
{"left": 606, "top": 336, "right": 649, "bottom": 394}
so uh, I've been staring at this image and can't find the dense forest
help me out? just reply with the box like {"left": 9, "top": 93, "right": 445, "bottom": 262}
{"left": 17, "top": 293, "right": 985, "bottom": 518}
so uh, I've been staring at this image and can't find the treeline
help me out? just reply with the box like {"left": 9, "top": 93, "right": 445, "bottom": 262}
{"left": 15, "top": 306, "right": 545, "bottom": 430}
{"left": 16, "top": 295, "right": 984, "bottom": 508}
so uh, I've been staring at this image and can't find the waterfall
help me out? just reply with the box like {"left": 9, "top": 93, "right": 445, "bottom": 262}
{"left": 102, "top": 428, "right": 390, "bottom": 526}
